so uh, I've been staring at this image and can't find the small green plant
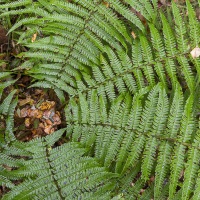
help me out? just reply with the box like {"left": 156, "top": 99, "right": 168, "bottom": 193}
{"left": 0, "top": 0, "right": 200, "bottom": 199}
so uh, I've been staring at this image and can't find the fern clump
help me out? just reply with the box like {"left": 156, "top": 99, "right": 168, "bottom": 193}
{"left": 0, "top": 0, "right": 200, "bottom": 199}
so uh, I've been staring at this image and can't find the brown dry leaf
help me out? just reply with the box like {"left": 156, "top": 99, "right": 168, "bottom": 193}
{"left": 25, "top": 118, "right": 31, "bottom": 127}
{"left": 44, "top": 124, "right": 53, "bottom": 134}
{"left": 131, "top": 31, "right": 136, "bottom": 39}
{"left": 50, "top": 127, "right": 55, "bottom": 134}
{"left": 34, "top": 89, "right": 43, "bottom": 95}
{"left": 45, "top": 119, "right": 53, "bottom": 125}
{"left": 31, "top": 129, "right": 37, "bottom": 135}
{"left": 35, "top": 110, "right": 43, "bottom": 118}
{"left": 31, "top": 33, "right": 37, "bottom": 42}
{"left": 32, "top": 127, "right": 43, "bottom": 138}
{"left": 19, "top": 97, "right": 34, "bottom": 106}
{"left": 43, "top": 109, "right": 52, "bottom": 119}
{"left": 28, "top": 109, "right": 39, "bottom": 118}
{"left": 20, "top": 108, "right": 28, "bottom": 118}
{"left": 39, "top": 123, "right": 45, "bottom": 129}
{"left": 56, "top": 111, "right": 60, "bottom": 117}
{"left": 40, "top": 101, "right": 55, "bottom": 110}
{"left": 130, "top": 8, "right": 146, "bottom": 25}
{"left": 52, "top": 113, "right": 61, "bottom": 125}
{"left": 102, "top": 1, "right": 109, "bottom": 8}
{"left": 2, "top": 164, "right": 12, "bottom": 171}
{"left": 190, "top": 47, "right": 200, "bottom": 58}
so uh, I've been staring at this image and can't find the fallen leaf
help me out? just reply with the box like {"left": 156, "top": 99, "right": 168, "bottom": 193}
{"left": 28, "top": 109, "right": 39, "bottom": 118}
{"left": 36, "top": 110, "right": 43, "bottom": 118}
{"left": 131, "top": 31, "right": 136, "bottom": 39}
{"left": 31, "top": 33, "right": 37, "bottom": 42}
{"left": 31, "top": 129, "right": 37, "bottom": 135}
{"left": 19, "top": 97, "right": 34, "bottom": 106}
{"left": 102, "top": 1, "right": 109, "bottom": 8}
{"left": 32, "top": 127, "right": 43, "bottom": 137}
{"left": 25, "top": 118, "right": 31, "bottom": 127}
{"left": 190, "top": 47, "right": 200, "bottom": 58}
{"left": 34, "top": 89, "right": 43, "bottom": 95}
{"left": 39, "top": 123, "right": 45, "bottom": 129}
{"left": 39, "top": 101, "right": 55, "bottom": 110}
{"left": 45, "top": 119, "right": 53, "bottom": 125}
{"left": 52, "top": 113, "right": 61, "bottom": 125}
{"left": 16, "top": 108, "right": 21, "bottom": 117}
{"left": 44, "top": 124, "right": 52, "bottom": 134}
{"left": 43, "top": 110, "right": 52, "bottom": 119}
{"left": 20, "top": 108, "right": 28, "bottom": 118}
{"left": 50, "top": 127, "right": 55, "bottom": 134}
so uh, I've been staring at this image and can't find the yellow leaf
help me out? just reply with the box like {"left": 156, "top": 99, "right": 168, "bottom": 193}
{"left": 25, "top": 118, "right": 31, "bottom": 127}
{"left": 131, "top": 31, "right": 136, "bottom": 39}
{"left": 31, "top": 33, "right": 37, "bottom": 43}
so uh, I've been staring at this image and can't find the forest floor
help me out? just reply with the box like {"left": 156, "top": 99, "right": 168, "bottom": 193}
{"left": 1, "top": 0, "right": 199, "bottom": 142}
{"left": 0, "top": 0, "right": 199, "bottom": 197}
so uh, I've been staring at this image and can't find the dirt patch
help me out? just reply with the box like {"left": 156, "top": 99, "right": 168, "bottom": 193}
{"left": 0, "top": 25, "right": 8, "bottom": 52}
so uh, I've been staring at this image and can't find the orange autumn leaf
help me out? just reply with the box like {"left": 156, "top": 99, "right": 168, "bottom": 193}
{"left": 39, "top": 122, "right": 45, "bottom": 129}
{"left": 39, "top": 101, "right": 55, "bottom": 110}
{"left": 31, "top": 129, "right": 37, "bottom": 135}
{"left": 45, "top": 119, "right": 53, "bottom": 125}
{"left": 35, "top": 110, "right": 43, "bottom": 118}
{"left": 44, "top": 124, "right": 53, "bottom": 134}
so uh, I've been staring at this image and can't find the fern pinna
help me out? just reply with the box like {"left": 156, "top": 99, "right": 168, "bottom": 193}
{"left": 0, "top": 0, "right": 200, "bottom": 199}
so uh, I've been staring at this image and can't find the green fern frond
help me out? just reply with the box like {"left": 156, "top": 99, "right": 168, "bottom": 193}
{"left": 1, "top": 136, "right": 117, "bottom": 200}
{"left": 186, "top": 0, "right": 200, "bottom": 47}
{"left": 1, "top": 0, "right": 200, "bottom": 199}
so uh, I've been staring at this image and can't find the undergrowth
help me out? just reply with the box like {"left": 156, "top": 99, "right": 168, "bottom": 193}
{"left": 0, "top": 0, "right": 200, "bottom": 199}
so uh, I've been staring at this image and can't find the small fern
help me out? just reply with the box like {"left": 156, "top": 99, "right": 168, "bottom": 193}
{"left": 0, "top": 0, "right": 200, "bottom": 199}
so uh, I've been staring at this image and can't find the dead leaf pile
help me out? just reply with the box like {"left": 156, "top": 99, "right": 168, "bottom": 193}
{"left": 16, "top": 98, "right": 61, "bottom": 140}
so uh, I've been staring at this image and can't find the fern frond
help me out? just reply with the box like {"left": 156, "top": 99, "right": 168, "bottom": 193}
{"left": 107, "top": 0, "right": 145, "bottom": 32}
{"left": 169, "top": 94, "right": 195, "bottom": 199}
{"left": 186, "top": 0, "right": 200, "bottom": 47}
{"left": 172, "top": 2, "right": 188, "bottom": 53}
{"left": 2, "top": 139, "right": 117, "bottom": 200}
{"left": 160, "top": 12, "right": 177, "bottom": 57}
{"left": 141, "top": 87, "right": 169, "bottom": 180}
{"left": 1, "top": 0, "right": 200, "bottom": 199}
{"left": 0, "top": 0, "right": 31, "bottom": 9}
{"left": 154, "top": 85, "right": 184, "bottom": 198}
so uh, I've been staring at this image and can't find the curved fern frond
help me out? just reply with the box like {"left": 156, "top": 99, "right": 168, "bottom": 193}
{"left": 1, "top": 129, "right": 117, "bottom": 200}
{"left": 1, "top": 0, "right": 200, "bottom": 199}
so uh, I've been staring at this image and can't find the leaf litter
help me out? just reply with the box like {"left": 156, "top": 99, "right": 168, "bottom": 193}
{"left": 15, "top": 87, "right": 62, "bottom": 141}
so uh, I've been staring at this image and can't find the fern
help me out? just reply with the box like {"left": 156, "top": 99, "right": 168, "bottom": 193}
{"left": 0, "top": 0, "right": 200, "bottom": 199}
